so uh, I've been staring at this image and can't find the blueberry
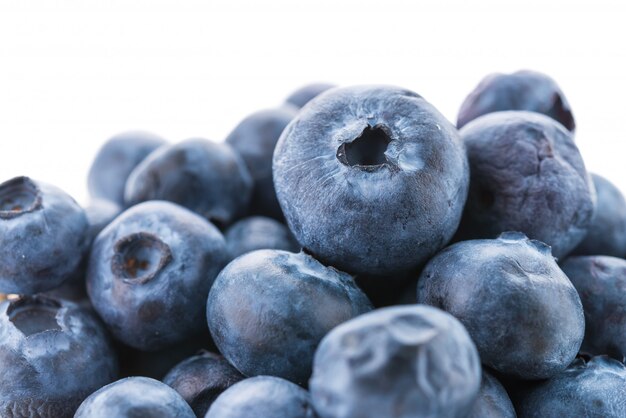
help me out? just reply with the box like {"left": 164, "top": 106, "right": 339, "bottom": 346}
{"left": 285, "top": 83, "right": 336, "bottom": 108}
{"left": 226, "top": 107, "right": 298, "bottom": 219}
{"left": 273, "top": 85, "right": 469, "bottom": 277}
{"left": 309, "top": 305, "right": 480, "bottom": 418}
{"left": 0, "top": 176, "right": 89, "bottom": 295}
{"left": 572, "top": 174, "right": 626, "bottom": 257}
{"left": 207, "top": 249, "right": 372, "bottom": 385}
{"left": 88, "top": 131, "right": 166, "bottom": 205}
{"left": 0, "top": 295, "right": 118, "bottom": 418}
{"left": 457, "top": 70, "right": 575, "bottom": 131}
{"left": 515, "top": 356, "right": 626, "bottom": 418}
{"left": 418, "top": 232, "right": 584, "bottom": 380}
{"left": 124, "top": 139, "right": 252, "bottom": 227}
{"left": 85, "top": 199, "right": 123, "bottom": 244}
{"left": 87, "top": 201, "right": 229, "bottom": 350}
{"left": 74, "top": 376, "right": 195, "bottom": 418}
{"left": 456, "top": 111, "right": 595, "bottom": 259}
{"left": 561, "top": 255, "right": 626, "bottom": 360}
{"left": 467, "top": 369, "right": 516, "bottom": 418}
{"left": 224, "top": 216, "right": 299, "bottom": 259}
{"left": 206, "top": 376, "right": 317, "bottom": 418}
{"left": 163, "top": 350, "right": 244, "bottom": 417}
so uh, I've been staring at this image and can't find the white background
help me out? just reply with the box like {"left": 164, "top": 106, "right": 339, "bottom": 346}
{"left": 0, "top": 0, "right": 625, "bottom": 204}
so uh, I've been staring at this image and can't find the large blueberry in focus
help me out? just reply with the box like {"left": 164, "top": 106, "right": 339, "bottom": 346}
{"left": 457, "top": 70, "right": 575, "bottom": 131}
{"left": 309, "top": 305, "right": 481, "bottom": 418}
{"left": 0, "top": 176, "right": 88, "bottom": 294}
{"left": 285, "top": 82, "right": 336, "bottom": 108}
{"left": 226, "top": 107, "right": 298, "bottom": 219}
{"left": 418, "top": 232, "right": 584, "bottom": 380}
{"left": 163, "top": 351, "right": 244, "bottom": 417}
{"left": 124, "top": 139, "right": 252, "bottom": 227}
{"left": 572, "top": 174, "right": 626, "bottom": 257}
{"left": 273, "top": 85, "right": 469, "bottom": 277}
{"left": 561, "top": 256, "right": 626, "bottom": 360}
{"left": 207, "top": 249, "right": 372, "bottom": 385}
{"left": 206, "top": 376, "right": 317, "bottom": 418}
{"left": 467, "top": 369, "right": 516, "bottom": 418}
{"left": 0, "top": 295, "right": 118, "bottom": 418}
{"left": 224, "top": 216, "right": 299, "bottom": 259}
{"left": 515, "top": 356, "right": 626, "bottom": 418}
{"left": 88, "top": 201, "right": 229, "bottom": 350}
{"left": 74, "top": 376, "right": 195, "bottom": 418}
{"left": 88, "top": 131, "right": 166, "bottom": 205}
{"left": 457, "top": 111, "right": 595, "bottom": 259}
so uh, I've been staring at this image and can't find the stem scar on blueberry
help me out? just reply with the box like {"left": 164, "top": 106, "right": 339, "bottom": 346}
{"left": 112, "top": 232, "right": 172, "bottom": 284}
{"left": 7, "top": 296, "right": 62, "bottom": 336}
{"left": 336, "top": 124, "right": 392, "bottom": 170}
{"left": 0, "top": 176, "right": 43, "bottom": 220}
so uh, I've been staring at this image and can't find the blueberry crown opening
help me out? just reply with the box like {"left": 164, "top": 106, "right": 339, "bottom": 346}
{"left": 7, "top": 296, "right": 62, "bottom": 336}
{"left": 112, "top": 232, "right": 173, "bottom": 284}
{"left": 0, "top": 177, "right": 42, "bottom": 220}
{"left": 337, "top": 125, "right": 391, "bottom": 169}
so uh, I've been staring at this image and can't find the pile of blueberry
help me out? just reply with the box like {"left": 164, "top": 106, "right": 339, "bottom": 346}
{"left": 1, "top": 71, "right": 626, "bottom": 418}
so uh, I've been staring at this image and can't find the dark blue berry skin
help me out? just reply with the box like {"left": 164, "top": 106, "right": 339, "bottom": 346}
{"left": 456, "top": 111, "right": 595, "bottom": 259}
{"left": 206, "top": 376, "right": 317, "bottom": 418}
{"left": 88, "top": 131, "right": 166, "bottom": 205}
{"left": 0, "top": 295, "right": 118, "bottom": 418}
{"left": 273, "top": 85, "right": 469, "bottom": 277}
{"left": 457, "top": 70, "right": 575, "bottom": 131}
{"left": 467, "top": 369, "right": 516, "bottom": 418}
{"left": 515, "top": 356, "right": 626, "bottom": 418}
{"left": 0, "top": 177, "right": 89, "bottom": 295}
{"left": 418, "top": 232, "right": 585, "bottom": 380}
{"left": 285, "top": 83, "right": 336, "bottom": 108}
{"left": 309, "top": 305, "right": 481, "bottom": 418}
{"left": 124, "top": 139, "right": 252, "bottom": 227}
{"left": 74, "top": 376, "right": 195, "bottom": 418}
{"left": 226, "top": 107, "right": 298, "bottom": 219}
{"left": 224, "top": 216, "right": 299, "bottom": 259}
{"left": 572, "top": 174, "right": 626, "bottom": 257}
{"left": 87, "top": 201, "right": 229, "bottom": 351}
{"left": 85, "top": 199, "right": 123, "bottom": 243}
{"left": 163, "top": 350, "right": 244, "bottom": 418}
{"left": 561, "top": 256, "right": 626, "bottom": 360}
{"left": 207, "top": 249, "right": 372, "bottom": 385}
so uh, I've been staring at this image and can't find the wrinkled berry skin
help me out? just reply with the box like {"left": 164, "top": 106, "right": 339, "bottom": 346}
{"left": 74, "top": 376, "right": 195, "bottom": 418}
{"left": 309, "top": 305, "right": 481, "bottom": 418}
{"left": 0, "top": 176, "right": 88, "bottom": 295}
{"left": 207, "top": 249, "right": 371, "bottom": 385}
{"left": 457, "top": 111, "right": 595, "bottom": 259}
{"left": 515, "top": 356, "right": 626, "bottom": 418}
{"left": 457, "top": 70, "right": 575, "bottom": 131}
{"left": 273, "top": 85, "right": 469, "bottom": 277}
{"left": 226, "top": 107, "right": 298, "bottom": 219}
{"left": 88, "top": 201, "right": 229, "bottom": 351}
{"left": 467, "top": 369, "right": 516, "bottom": 418}
{"left": 0, "top": 295, "right": 118, "bottom": 418}
{"left": 418, "top": 232, "right": 585, "bottom": 380}
{"left": 88, "top": 131, "right": 166, "bottom": 205}
{"left": 163, "top": 351, "right": 244, "bottom": 417}
{"left": 124, "top": 139, "right": 252, "bottom": 227}
{"left": 561, "top": 256, "right": 626, "bottom": 360}
{"left": 285, "top": 83, "right": 336, "bottom": 108}
{"left": 224, "top": 216, "right": 299, "bottom": 259}
{"left": 206, "top": 376, "right": 317, "bottom": 418}
{"left": 572, "top": 174, "right": 626, "bottom": 257}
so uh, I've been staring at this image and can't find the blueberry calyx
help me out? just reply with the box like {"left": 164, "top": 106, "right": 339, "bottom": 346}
{"left": 7, "top": 295, "right": 62, "bottom": 336}
{"left": 336, "top": 124, "right": 392, "bottom": 171}
{"left": 0, "top": 176, "right": 43, "bottom": 220}
{"left": 111, "top": 232, "right": 173, "bottom": 284}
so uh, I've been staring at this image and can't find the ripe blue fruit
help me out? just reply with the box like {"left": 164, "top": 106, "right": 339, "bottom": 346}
{"left": 285, "top": 82, "right": 336, "bottom": 108}
{"left": 224, "top": 216, "right": 299, "bottom": 259}
{"left": 467, "top": 369, "right": 516, "bottom": 418}
{"left": 273, "top": 85, "right": 469, "bottom": 277}
{"left": 418, "top": 232, "right": 585, "bottom": 380}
